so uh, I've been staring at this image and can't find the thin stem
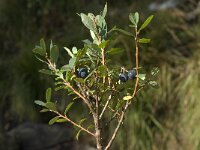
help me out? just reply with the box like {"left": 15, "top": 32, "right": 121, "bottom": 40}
{"left": 132, "top": 27, "right": 139, "bottom": 97}
{"left": 105, "top": 102, "right": 129, "bottom": 150}
{"left": 94, "top": 80, "right": 102, "bottom": 150}
{"left": 51, "top": 110, "right": 95, "bottom": 137}
{"left": 99, "top": 94, "right": 112, "bottom": 119}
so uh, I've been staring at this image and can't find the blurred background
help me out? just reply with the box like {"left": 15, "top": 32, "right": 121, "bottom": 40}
{"left": 0, "top": 0, "right": 200, "bottom": 150}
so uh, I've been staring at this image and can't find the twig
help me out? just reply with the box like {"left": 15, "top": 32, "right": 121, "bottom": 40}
{"left": 105, "top": 102, "right": 129, "bottom": 150}
{"left": 51, "top": 110, "right": 95, "bottom": 137}
{"left": 132, "top": 27, "right": 139, "bottom": 97}
{"left": 99, "top": 94, "right": 112, "bottom": 119}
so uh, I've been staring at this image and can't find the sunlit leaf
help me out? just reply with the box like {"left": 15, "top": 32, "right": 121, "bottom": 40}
{"left": 101, "top": 3, "right": 107, "bottom": 18}
{"left": 148, "top": 81, "right": 159, "bottom": 89}
{"left": 137, "top": 74, "right": 146, "bottom": 80}
{"left": 123, "top": 95, "right": 133, "bottom": 100}
{"left": 64, "top": 47, "right": 74, "bottom": 58}
{"left": 34, "top": 100, "right": 46, "bottom": 107}
{"left": 151, "top": 67, "right": 159, "bottom": 76}
{"left": 139, "top": 38, "right": 151, "bottom": 44}
{"left": 129, "top": 12, "right": 139, "bottom": 26}
{"left": 80, "top": 13, "right": 96, "bottom": 32}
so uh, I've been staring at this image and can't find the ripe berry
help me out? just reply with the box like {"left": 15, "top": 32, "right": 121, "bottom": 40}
{"left": 119, "top": 73, "right": 128, "bottom": 82}
{"left": 128, "top": 69, "right": 136, "bottom": 80}
{"left": 78, "top": 68, "right": 88, "bottom": 78}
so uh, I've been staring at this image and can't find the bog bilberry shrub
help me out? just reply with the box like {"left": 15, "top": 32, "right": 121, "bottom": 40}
{"left": 33, "top": 3, "right": 159, "bottom": 150}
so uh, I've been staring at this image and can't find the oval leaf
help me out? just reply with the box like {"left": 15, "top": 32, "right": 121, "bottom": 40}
{"left": 49, "top": 116, "right": 59, "bottom": 125}
{"left": 139, "top": 38, "right": 151, "bottom": 44}
{"left": 123, "top": 96, "right": 133, "bottom": 101}
{"left": 129, "top": 12, "right": 139, "bottom": 26}
{"left": 34, "top": 100, "right": 46, "bottom": 107}
{"left": 40, "top": 38, "right": 46, "bottom": 52}
{"left": 46, "top": 102, "right": 56, "bottom": 111}
{"left": 32, "top": 47, "right": 46, "bottom": 56}
{"left": 80, "top": 13, "right": 96, "bottom": 32}
{"left": 139, "top": 15, "right": 154, "bottom": 32}
{"left": 46, "top": 88, "right": 51, "bottom": 102}
{"left": 137, "top": 74, "right": 146, "bottom": 80}
{"left": 64, "top": 102, "right": 74, "bottom": 115}
{"left": 50, "top": 45, "right": 59, "bottom": 64}
{"left": 56, "top": 119, "right": 67, "bottom": 123}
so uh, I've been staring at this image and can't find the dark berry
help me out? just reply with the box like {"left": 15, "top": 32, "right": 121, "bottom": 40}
{"left": 119, "top": 73, "right": 128, "bottom": 82}
{"left": 128, "top": 69, "right": 136, "bottom": 80}
{"left": 78, "top": 68, "right": 88, "bottom": 78}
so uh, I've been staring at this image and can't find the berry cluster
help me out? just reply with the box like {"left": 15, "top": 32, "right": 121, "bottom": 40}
{"left": 76, "top": 68, "right": 136, "bottom": 82}
{"left": 119, "top": 69, "right": 136, "bottom": 82}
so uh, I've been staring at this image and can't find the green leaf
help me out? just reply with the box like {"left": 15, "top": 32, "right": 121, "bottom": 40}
{"left": 87, "top": 125, "right": 94, "bottom": 130}
{"left": 123, "top": 96, "right": 133, "bottom": 101}
{"left": 34, "top": 100, "right": 46, "bottom": 107}
{"left": 79, "top": 118, "right": 87, "bottom": 125}
{"left": 101, "top": 3, "right": 107, "bottom": 18}
{"left": 107, "top": 48, "right": 123, "bottom": 55}
{"left": 112, "top": 27, "right": 134, "bottom": 37}
{"left": 74, "top": 78, "right": 84, "bottom": 83}
{"left": 139, "top": 38, "right": 151, "bottom": 44}
{"left": 34, "top": 56, "right": 48, "bottom": 64}
{"left": 138, "top": 15, "right": 154, "bottom": 32}
{"left": 137, "top": 74, "right": 146, "bottom": 80}
{"left": 148, "top": 81, "right": 159, "bottom": 89}
{"left": 46, "top": 88, "right": 51, "bottom": 102}
{"left": 151, "top": 67, "right": 159, "bottom": 76}
{"left": 99, "top": 40, "right": 110, "bottom": 49}
{"left": 80, "top": 13, "right": 96, "bottom": 32}
{"left": 64, "top": 101, "right": 74, "bottom": 115}
{"left": 55, "top": 85, "right": 66, "bottom": 91}
{"left": 129, "top": 12, "right": 139, "bottom": 26}
{"left": 115, "top": 100, "right": 125, "bottom": 109}
{"left": 61, "top": 65, "right": 71, "bottom": 72}
{"left": 56, "top": 119, "right": 67, "bottom": 123}
{"left": 64, "top": 47, "right": 74, "bottom": 58}
{"left": 32, "top": 47, "right": 46, "bottom": 56}
{"left": 72, "top": 47, "right": 78, "bottom": 54}
{"left": 39, "top": 69, "right": 54, "bottom": 75}
{"left": 97, "top": 65, "right": 107, "bottom": 76}
{"left": 40, "top": 109, "right": 49, "bottom": 112}
{"left": 49, "top": 116, "right": 59, "bottom": 125}
{"left": 46, "top": 102, "right": 56, "bottom": 111}
{"left": 76, "top": 129, "right": 82, "bottom": 140}
{"left": 50, "top": 45, "right": 59, "bottom": 64}
{"left": 40, "top": 38, "right": 46, "bottom": 52}
{"left": 69, "top": 57, "right": 76, "bottom": 69}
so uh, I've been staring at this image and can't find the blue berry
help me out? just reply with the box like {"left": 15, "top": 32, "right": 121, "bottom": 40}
{"left": 119, "top": 73, "right": 128, "bottom": 82}
{"left": 78, "top": 68, "right": 88, "bottom": 78}
{"left": 128, "top": 69, "right": 136, "bottom": 79}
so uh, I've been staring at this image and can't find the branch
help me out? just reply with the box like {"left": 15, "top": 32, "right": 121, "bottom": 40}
{"left": 132, "top": 27, "right": 139, "bottom": 97}
{"left": 51, "top": 110, "right": 95, "bottom": 137}
{"left": 99, "top": 94, "right": 112, "bottom": 119}
{"left": 105, "top": 102, "right": 129, "bottom": 150}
